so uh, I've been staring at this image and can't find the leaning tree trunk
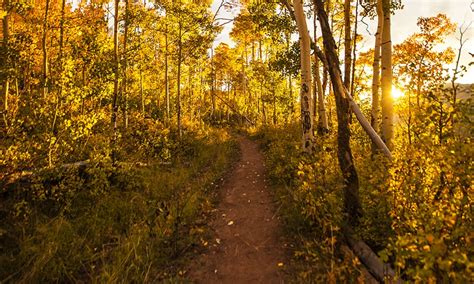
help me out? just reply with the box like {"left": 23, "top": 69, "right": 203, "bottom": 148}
{"left": 293, "top": 0, "right": 314, "bottom": 153}
{"left": 282, "top": 0, "right": 391, "bottom": 159}
{"left": 380, "top": 0, "right": 393, "bottom": 150}
{"left": 314, "top": 0, "right": 362, "bottom": 223}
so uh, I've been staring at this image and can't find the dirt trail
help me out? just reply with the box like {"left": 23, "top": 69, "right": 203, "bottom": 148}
{"left": 188, "top": 136, "right": 288, "bottom": 283}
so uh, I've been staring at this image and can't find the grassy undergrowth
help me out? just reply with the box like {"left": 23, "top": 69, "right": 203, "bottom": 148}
{"left": 250, "top": 122, "right": 473, "bottom": 282}
{"left": 0, "top": 128, "right": 238, "bottom": 283}
{"left": 249, "top": 124, "right": 365, "bottom": 282}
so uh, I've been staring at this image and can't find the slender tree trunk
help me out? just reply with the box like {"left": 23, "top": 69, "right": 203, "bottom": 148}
{"left": 210, "top": 48, "right": 216, "bottom": 120}
{"left": 313, "top": 9, "right": 329, "bottom": 134}
{"left": 251, "top": 42, "right": 255, "bottom": 61}
{"left": 177, "top": 21, "right": 182, "bottom": 138}
{"left": 380, "top": 0, "right": 393, "bottom": 150}
{"left": 371, "top": 0, "right": 383, "bottom": 154}
{"left": 314, "top": 0, "right": 361, "bottom": 223}
{"left": 52, "top": 0, "right": 66, "bottom": 135}
{"left": 140, "top": 68, "right": 145, "bottom": 116}
{"left": 313, "top": 13, "right": 318, "bottom": 121}
{"left": 286, "top": 32, "right": 294, "bottom": 118}
{"left": 285, "top": 0, "right": 391, "bottom": 159}
{"left": 293, "top": 0, "right": 314, "bottom": 153}
{"left": 111, "top": 0, "right": 120, "bottom": 163}
{"left": 42, "top": 0, "right": 51, "bottom": 99}
{"left": 123, "top": 0, "right": 129, "bottom": 129}
{"left": 349, "top": 0, "right": 358, "bottom": 97}
{"left": 344, "top": 0, "right": 352, "bottom": 89}
{"left": 2, "top": 0, "right": 10, "bottom": 126}
{"left": 82, "top": 66, "right": 86, "bottom": 115}
{"left": 451, "top": 26, "right": 467, "bottom": 124}
{"left": 165, "top": 21, "right": 170, "bottom": 124}
{"left": 272, "top": 91, "right": 277, "bottom": 125}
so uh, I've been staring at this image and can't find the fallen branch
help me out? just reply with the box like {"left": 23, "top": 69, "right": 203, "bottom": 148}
{"left": 341, "top": 245, "right": 379, "bottom": 284}
{"left": 345, "top": 89, "right": 392, "bottom": 159}
{"left": 346, "top": 235, "right": 400, "bottom": 283}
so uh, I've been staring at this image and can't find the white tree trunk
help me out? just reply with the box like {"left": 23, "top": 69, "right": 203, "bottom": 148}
{"left": 380, "top": 0, "right": 393, "bottom": 150}
{"left": 313, "top": 9, "right": 329, "bottom": 133}
{"left": 2, "top": 0, "right": 9, "bottom": 122}
{"left": 293, "top": 0, "right": 314, "bottom": 152}
{"left": 371, "top": 0, "right": 383, "bottom": 152}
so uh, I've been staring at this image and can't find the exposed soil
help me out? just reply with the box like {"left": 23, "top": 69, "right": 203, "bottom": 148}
{"left": 188, "top": 136, "right": 288, "bottom": 283}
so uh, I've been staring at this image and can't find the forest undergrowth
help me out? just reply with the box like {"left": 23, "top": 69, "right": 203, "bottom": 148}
{"left": 250, "top": 122, "right": 473, "bottom": 282}
{"left": 0, "top": 122, "right": 238, "bottom": 282}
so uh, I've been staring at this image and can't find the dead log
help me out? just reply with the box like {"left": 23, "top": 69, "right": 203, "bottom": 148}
{"left": 346, "top": 236, "right": 400, "bottom": 283}
{"left": 341, "top": 245, "right": 379, "bottom": 284}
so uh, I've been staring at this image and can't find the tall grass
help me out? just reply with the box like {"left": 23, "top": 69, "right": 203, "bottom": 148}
{"left": 0, "top": 128, "right": 238, "bottom": 282}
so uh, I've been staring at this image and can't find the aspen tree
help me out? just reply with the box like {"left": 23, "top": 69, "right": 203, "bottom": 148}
{"left": 314, "top": 0, "right": 362, "bottom": 222}
{"left": 313, "top": 9, "right": 329, "bottom": 133}
{"left": 371, "top": 0, "right": 383, "bottom": 153}
{"left": 2, "top": 0, "right": 9, "bottom": 126}
{"left": 42, "top": 0, "right": 51, "bottom": 99}
{"left": 293, "top": 0, "right": 314, "bottom": 153}
{"left": 380, "top": 0, "right": 393, "bottom": 149}
{"left": 123, "top": 0, "right": 129, "bottom": 128}
{"left": 111, "top": 0, "right": 120, "bottom": 163}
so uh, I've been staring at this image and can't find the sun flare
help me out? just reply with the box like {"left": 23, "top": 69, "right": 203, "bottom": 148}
{"left": 392, "top": 87, "right": 405, "bottom": 100}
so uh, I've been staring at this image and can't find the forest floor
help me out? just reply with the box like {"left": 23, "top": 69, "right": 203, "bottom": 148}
{"left": 188, "top": 136, "right": 289, "bottom": 283}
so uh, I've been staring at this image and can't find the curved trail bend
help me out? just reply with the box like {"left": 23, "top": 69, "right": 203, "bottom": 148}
{"left": 189, "top": 136, "right": 288, "bottom": 284}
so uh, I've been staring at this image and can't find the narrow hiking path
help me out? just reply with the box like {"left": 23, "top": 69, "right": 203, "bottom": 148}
{"left": 188, "top": 136, "right": 288, "bottom": 283}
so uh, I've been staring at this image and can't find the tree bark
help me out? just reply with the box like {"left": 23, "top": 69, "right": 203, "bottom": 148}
{"left": 165, "top": 20, "right": 170, "bottom": 124}
{"left": 111, "top": 0, "right": 120, "bottom": 163}
{"left": 343, "top": 0, "right": 352, "bottom": 89}
{"left": 380, "top": 0, "right": 393, "bottom": 150}
{"left": 123, "top": 0, "right": 129, "bottom": 129}
{"left": 349, "top": 0, "right": 358, "bottom": 97}
{"left": 210, "top": 48, "right": 216, "bottom": 120}
{"left": 314, "top": 0, "right": 361, "bottom": 223}
{"left": 313, "top": 9, "right": 329, "bottom": 134}
{"left": 293, "top": 0, "right": 314, "bottom": 153}
{"left": 371, "top": 0, "right": 383, "bottom": 154}
{"left": 140, "top": 68, "right": 145, "bottom": 116}
{"left": 51, "top": 0, "right": 67, "bottom": 135}
{"left": 273, "top": 89, "right": 277, "bottom": 125}
{"left": 282, "top": 0, "right": 392, "bottom": 159}
{"left": 346, "top": 236, "right": 400, "bottom": 283}
{"left": 2, "top": 0, "right": 10, "bottom": 126}
{"left": 42, "top": 0, "right": 51, "bottom": 99}
{"left": 177, "top": 21, "right": 182, "bottom": 138}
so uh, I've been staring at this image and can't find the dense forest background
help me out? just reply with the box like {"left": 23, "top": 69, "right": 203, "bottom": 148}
{"left": 0, "top": 0, "right": 472, "bottom": 282}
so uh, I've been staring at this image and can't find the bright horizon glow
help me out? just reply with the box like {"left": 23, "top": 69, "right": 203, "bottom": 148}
{"left": 392, "top": 87, "right": 405, "bottom": 100}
